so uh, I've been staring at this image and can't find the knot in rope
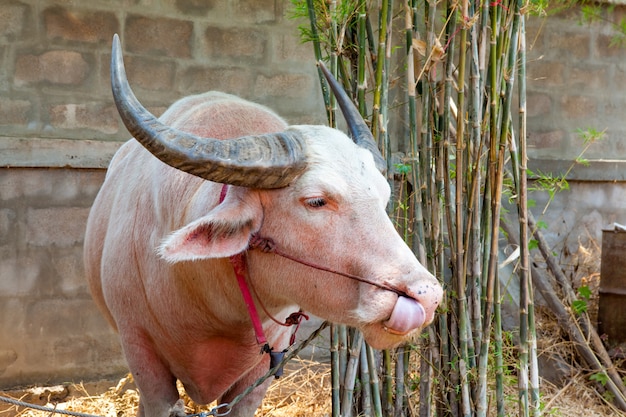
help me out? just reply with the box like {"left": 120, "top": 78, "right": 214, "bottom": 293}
{"left": 285, "top": 311, "right": 309, "bottom": 326}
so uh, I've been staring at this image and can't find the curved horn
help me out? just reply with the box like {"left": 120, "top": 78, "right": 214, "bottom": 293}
{"left": 317, "top": 61, "right": 386, "bottom": 173}
{"left": 110, "top": 34, "right": 307, "bottom": 189}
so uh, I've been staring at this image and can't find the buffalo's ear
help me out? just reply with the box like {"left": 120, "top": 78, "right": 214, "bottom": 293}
{"left": 158, "top": 192, "right": 262, "bottom": 262}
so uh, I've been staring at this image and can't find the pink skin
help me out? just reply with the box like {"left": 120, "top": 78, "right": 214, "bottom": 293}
{"left": 84, "top": 92, "right": 442, "bottom": 417}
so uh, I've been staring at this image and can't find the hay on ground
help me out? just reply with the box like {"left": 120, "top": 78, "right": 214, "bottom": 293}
{"left": 0, "top": 355, "right": 617, "bottom": 417}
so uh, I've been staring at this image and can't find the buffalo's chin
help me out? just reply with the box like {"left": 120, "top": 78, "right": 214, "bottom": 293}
{"left": 360, "top": 322, "right": 422, "bottom": 350}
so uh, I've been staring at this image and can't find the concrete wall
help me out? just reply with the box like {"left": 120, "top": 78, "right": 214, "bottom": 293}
{"left": 0, "top": 168, "right": 125, "bottom": 387}
{"left": 1, "top": 0, "right": 626, "bottom": 390}
{"left": 524, "top": 7, "right": 626, "bottom": 289}
{"left": 1, "top": 0, "right": 324, "bottom": 141}
{"left": 526, "top": 6, "right": 626, "bottom": 181}
{"left": 0, "top": 0, "right": 325, "bottom": 389}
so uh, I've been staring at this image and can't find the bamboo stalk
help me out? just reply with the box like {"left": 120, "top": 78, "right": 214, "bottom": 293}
{"left": 383, "top": 349, "right": 393, "bottom": 416}
{"left": 510, "top": 3, "right": 534, "bottom": 417}
{"left": 374, "top": 4, "right": 395, "bottom": 413}
{"left": 438, "top": 7, "right": 464, "bottom": 411}
{"left": 338, "top": 324, "right": 348, "bottom": 400}
{"left": 330, "top": 323, "right": 340, "bottom": 417}
{"left": 493, "top": 2, "right": 529, "bottom": 416}
{"left": 419, "top": 2, "right": 453, "bottom": 415}
{"left": 356, "top": 0, "right": 367, "bottom": 116}
{"left": 419, "top": 343, "right": 432, "bottom": 417}
{"left": 327, "top": 0, "right": 340, "bottom": 129}
{"left": 405, "top": 1, "right": 427, "bottom": 265}
{"left": 382, "top": 0, "right": 394, "bottom": 183}
{"left": 359, "top": 342, "right": 373, "bottom": 417}
{"left": 370, "top": 0, "right": 390, "bottom": 154}
{"left": 494, "top": 265, "right": 505, "bottom": 417}
{"left": 394, "top": 347, "right": 405, "bottom": 417}
{"left": 305, "top": 0, "right": 333, "bottom": 123}
{"left": 475, "top": 0, "right": 501, "bottom": 414}
{"left": 467, "top": 16, "right": 484, "bottom": 375}
{"left": 453, "top": 2, "right": 475, "bottom": 416}
{"left": 341, "top": 330, "right": 364, "bottom": 417}
{"left": 366, "top": 344, "right": 383, "bottom": 417}
{"left": 519, "top": 17, "right": 540, "bottom": 413}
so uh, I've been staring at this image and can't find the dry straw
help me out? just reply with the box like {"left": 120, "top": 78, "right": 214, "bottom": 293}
{"left": 1, "top": 359, "right": 331, "bottom": 417}
{"left": 0, "top": 352, "right": 618, "bottom": 417}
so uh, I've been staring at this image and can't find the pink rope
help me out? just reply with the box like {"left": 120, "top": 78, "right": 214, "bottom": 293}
{"left": 220, "top": 184, "right": 409, "bottom": 350}
{"left": 221, "top": 185, "right": 305, "bottom": 349}
{"left": 229, "top": 253, "right": 268, "bottom": 346}
{"left": 248, "top": 234, "right": 406, "bottom": 297}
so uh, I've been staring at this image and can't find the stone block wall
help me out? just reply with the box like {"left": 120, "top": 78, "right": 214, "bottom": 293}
{"left": 525, "top": 6, "right": 626, "bottom": 179}
{"left": 0, "top": 169, "right": 126, "bottom": 388}
{"left": 0, "top": 0, "right": 324, "bottom": 143}
{"left": 0, "top": 0, "right": 325, "bottom": 389}
{"left": 522, "top": 7, "right": 626, "bottom": 292}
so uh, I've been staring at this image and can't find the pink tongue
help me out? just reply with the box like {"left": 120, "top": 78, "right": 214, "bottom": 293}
{"left": 383, "top": 296, "right": 426, "bottom": 335}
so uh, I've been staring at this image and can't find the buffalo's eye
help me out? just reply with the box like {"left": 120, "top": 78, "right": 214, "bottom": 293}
{"left": 305, "top": 197, "right": 327, "bottom": 208}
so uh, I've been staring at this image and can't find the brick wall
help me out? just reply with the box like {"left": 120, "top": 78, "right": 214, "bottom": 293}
{"left": 2, "top": 4, "right": 625, "bottom": 172}
{"left": 0, "top": 169, "right": 126, "bottom": 389}
{"left": 522, "top": 7, "right": 626, "bottom": 294}
{"left": 526, "top": 6, "right": 626, "bottom": 180}
{"left": 0, "top": 0, "right": 325, "bottom": 389}
{"left": 1, "top": 0, "right": 323, "bottom": 148}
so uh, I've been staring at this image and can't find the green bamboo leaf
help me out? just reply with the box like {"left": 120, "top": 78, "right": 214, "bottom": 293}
{"left": 572, "top": 299, "right": 588, "bottom": 315}
{"left": 394, "top": 163, "right": 412, "bottom": 175}
{"left": 578, "top": 285, "right": 592, "bottom": 300}
{"left": 590, "top": 372, "right": 609, "bottom": 387}
{"left": 576, "top": 157, "right": 589, "bottom": 166}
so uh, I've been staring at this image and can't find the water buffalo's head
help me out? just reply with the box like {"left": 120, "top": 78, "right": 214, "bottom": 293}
{"left": 110, "top": 34, "right": 442, "bottom": 349}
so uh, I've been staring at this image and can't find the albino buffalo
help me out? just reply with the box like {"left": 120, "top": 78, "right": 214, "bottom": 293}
{"left": 84, "top": 34, "right": 442, "bottom": 417}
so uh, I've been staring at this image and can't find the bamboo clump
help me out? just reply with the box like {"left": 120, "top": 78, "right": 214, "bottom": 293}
{"left": 292, "top": 0, "right": 626, "bottom": 415}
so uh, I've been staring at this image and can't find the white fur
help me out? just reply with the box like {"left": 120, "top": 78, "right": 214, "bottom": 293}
{"left": 84, "top": 92, "right": 442, "bottom": 417}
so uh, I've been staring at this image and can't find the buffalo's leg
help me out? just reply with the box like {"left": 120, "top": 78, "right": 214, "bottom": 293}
{"left": 120, "top": 332, "right": 182, "bottom": 417}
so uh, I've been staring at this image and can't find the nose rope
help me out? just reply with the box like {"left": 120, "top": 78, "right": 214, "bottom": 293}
{"left": 247, "top": 234, "right": 408, "bottom": 298}
{"left": 220, "top": 184, "right": 411, "bottom": 369}
{"left": 220, "top": 184, "right": 308, "bottom": 372}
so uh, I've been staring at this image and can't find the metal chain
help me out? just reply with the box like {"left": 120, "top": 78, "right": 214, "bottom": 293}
{"left": 0, "top": 321, "right": 329, "bottom": 417}
{"left": 0, "top": 395, "right": 104, "bottom": 417}
{"left": 189, "top": 320, "right": 329, "bottom": 416}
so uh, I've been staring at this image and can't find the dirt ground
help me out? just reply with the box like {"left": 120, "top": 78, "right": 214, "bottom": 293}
{"left": 0, "top": 355, "right": 621, "bottom": 417}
